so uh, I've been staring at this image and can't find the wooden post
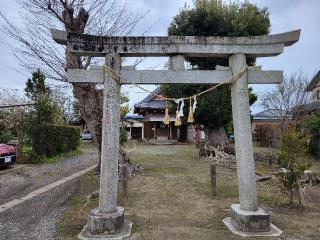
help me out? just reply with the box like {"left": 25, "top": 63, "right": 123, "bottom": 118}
{"left": 196, "top": 126, "right": 200, "bottom": 146}
{"left": 121, "top": 165, "right": 128, "bottom": 199}
{"left": 210, "top": 164, "right": 217, "bottom": 197}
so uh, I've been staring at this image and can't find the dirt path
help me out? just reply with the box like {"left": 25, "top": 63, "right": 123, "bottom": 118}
{"left": 0, "top": 143, "right": 98, "bottom": 240}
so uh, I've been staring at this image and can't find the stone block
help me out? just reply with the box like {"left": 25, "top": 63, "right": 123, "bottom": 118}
{"left": 223, "top": 204, "right": 282, "bottom": 237}
{"left": 78, "top": 220, "right": 133, "bottom": 240}
{"left": 230, "top": 204, "right": 270, "bottom": 232}
{"left": 87, "top": 207, "right": 124, "bottom": 235}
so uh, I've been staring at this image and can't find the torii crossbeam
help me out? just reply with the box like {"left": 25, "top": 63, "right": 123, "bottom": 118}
{"left": 68, "top": 66, "right": 283, "bottom": 84}
{"left": 52, "top": 29, "right": 299, "bottom": 57}
{"left": 52, "top": 29, "right": 300, "bottom": 239}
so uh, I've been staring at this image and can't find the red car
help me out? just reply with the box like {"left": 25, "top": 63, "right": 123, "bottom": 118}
{"left": 0, "top": 144, "right": 16, "bottom": 167}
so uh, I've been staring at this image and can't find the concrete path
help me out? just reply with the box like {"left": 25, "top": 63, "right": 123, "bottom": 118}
{"left": 0, "top": 165, "right": 97, "bottom": 214}
{"left": 0, "top": 145, "right": 98, "bottom": 240}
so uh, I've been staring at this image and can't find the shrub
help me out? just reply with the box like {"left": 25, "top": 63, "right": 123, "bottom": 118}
{"left": 119, "top": 125, "right": 128, "bottom": 146}
{"left": 301, "top": 114, "right": 320, "bottom": 155}
{"left": 277, "top": 128, "right": 312, "bottom": 205}
{"left": 30, "top": 124, "right": 80, "bottom": 161}
{"left": 0, "top": 122, "right": 13, "bottom": 144}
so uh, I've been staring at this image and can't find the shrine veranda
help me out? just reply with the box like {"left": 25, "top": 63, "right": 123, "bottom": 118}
{"left": 52, "top": 29, "right": 300, "bottom": 239}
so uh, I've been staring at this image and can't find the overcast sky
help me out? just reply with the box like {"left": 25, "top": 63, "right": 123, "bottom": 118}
{"left": 0, "top": 0, "right": 319, "bottom": 113}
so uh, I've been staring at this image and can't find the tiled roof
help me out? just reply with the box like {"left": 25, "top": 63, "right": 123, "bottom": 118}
{"left": 134, "top": 87, "right": 166, "bottom": 110}
{"left": 306, "top": 71, "right": 320, "bottom": 91}
{"left": 252, "top": 109, "right": 288, "bottom": 120}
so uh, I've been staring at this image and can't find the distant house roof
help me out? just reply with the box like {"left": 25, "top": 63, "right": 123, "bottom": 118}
{"left": 252, "top": 109, "right": 288, "bottom": 120}
{"left": 306, "top": 71, "right": 320, "bottom": 91}
{"left": 124, "top": 114, "right": 144, "bottom": 120}
{"left": 134, "top": 87, "right": 166, "bottom": 111}
{"left": 298, "top": 101, "right": 320, "bottom": 111}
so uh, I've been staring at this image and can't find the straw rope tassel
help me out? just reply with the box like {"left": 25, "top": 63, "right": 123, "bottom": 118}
{"left": 187, "top": 98, "right": 194, "bottom": 123}
{"left": 175, "top": 110, "right": 182, "bottom": 126}
{"left": 174, "top": 100, "right": 181, "bottom": 126}
{"left": 163, "top": 100, "right": 170, "bottom": 125}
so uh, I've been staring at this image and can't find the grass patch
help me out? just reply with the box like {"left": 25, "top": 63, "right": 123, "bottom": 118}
{"left": 144, "top": 165, "right": 186, "bottom": 175}
{"left": 42, "top": 149, "right": 83, "bottom": 164}
{"left": 55, "top": 142, "right": 320, "bottom": 240}
{"left": 258, "top": 192, "right": 279, "bottom": 206}
{"left": 217, "top": 183, "right": 238, "bottom": 198}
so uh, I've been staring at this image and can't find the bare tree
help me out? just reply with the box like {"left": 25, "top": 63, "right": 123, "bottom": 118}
{"left": 260, "top": 71, "right": 311, "bottom": 129}
{"left": 50, "top": 83, "right": 75, "bottom": 124}
{"left": 0, "top": 88, "right": 30, "bottom": 106}
{"left": 0, "top": 0, "right": 146, "bottom": 153}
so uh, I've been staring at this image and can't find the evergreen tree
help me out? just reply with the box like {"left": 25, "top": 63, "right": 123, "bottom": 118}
{"left": 25, "top": 69, "right": 62, "bottom": 125}
{"left": 163, "top": 0, "right": 269, "bottom": 144}
{"left": 25, "top": 69, "right": 51, "bottom": 100}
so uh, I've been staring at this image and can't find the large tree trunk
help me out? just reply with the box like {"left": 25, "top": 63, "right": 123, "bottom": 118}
{"left": 73, "top": 84, "right": 103, "bottom": 170}
{"left": 73, "top": 84, "right": 102, "bottom": 149}
{"left": 206, "top": 127, "right": 229, "bottom": 147}
{"left": 61, "top": 5, "right": 138, "bottom": 175}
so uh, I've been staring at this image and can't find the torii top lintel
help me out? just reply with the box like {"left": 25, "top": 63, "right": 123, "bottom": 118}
{"left": 51, "top": 29, "right": 300, "bottom": 58}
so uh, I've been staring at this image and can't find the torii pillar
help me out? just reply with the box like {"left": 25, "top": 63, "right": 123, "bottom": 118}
{"left": 222, "top": 53, "right": 282, "bottom": 237}
{"left": 79, "top": 54, "right": 132, "bottom": 240}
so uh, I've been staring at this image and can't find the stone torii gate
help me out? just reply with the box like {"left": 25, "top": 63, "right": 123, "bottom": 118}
{"left": 52, "top": 29, "right": 300, "bottom": 239}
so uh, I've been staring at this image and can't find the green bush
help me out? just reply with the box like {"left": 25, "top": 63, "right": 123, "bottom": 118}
{"left": 119, "top": 125, "right": 128, "bottom": 146}
{"left": 277, "top": 128, "right": 312, "bottom": 204}
{"left": 301, "top": 114, "right": 320, "bottom": 155}
{"left": 31, "top": 124, "right": 80, "bottom": 160}
{"left": 0, "top": 122, "right": 13, "bottom": 144}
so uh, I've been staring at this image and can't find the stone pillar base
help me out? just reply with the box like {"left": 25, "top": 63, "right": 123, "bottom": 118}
{"left": 223, "top": 204, "right": 282, "bottom": 237}
{"left": 78, "top": 207, "right": 133, "bottom": 240}
{"left": 78, "top": 220, "right": 132, "bottom": 240}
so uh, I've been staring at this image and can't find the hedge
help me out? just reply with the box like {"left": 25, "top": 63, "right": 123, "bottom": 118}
{"left": 31, "top": 124, "right": 80, "bottom": 157}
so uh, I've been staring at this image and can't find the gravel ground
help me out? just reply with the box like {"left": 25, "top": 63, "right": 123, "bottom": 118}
{"left": 0, "top": 143, "right": 98, "bottom": 240}
{"left": 0, "top": 178, "right": 81, "bottom": 240}
{"left": 0, "top": 146, "right": 98, "bottom": 205}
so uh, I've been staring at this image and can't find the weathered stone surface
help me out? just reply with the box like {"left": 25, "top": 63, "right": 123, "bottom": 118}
{"left": 229, "top": 54, "right": 258, "bottom": 212}
{"left": 99, "top": 54, "right": 121, "bottom": 213}
{"left": 230, "top": 204, "right": 270, "bottom": 232}
{"left": 169, "top": 55, "right": 185, "bottom": 70}
{"left": 68, "top": 68, "right": 283, "bottom": 84}
{"left": 216, "top": 65, "right": 262, "bottom": 71}
{"left": 79, "top": 54, "right": 132, "bottom": 240}
{"left": 223, "top": 204, "right": 283, "bottom": 237}
{"left": 51, "top": 29, "right": 300, "bottom": 57}
{"left": 79, "top": 220, "right": 133, "bottom": 240}
{"left": 223, "top": 217, "right": 282, "bottom": 237}
{"left": 87, "top": 207, "right": 124, "bottom": 235}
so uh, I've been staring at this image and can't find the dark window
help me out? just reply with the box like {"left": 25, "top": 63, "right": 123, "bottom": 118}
{"left": 317, "top": 90, "right": 320, "bottom": 100}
